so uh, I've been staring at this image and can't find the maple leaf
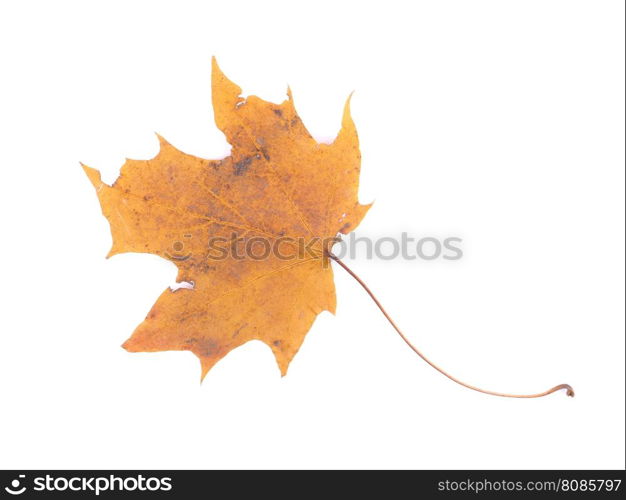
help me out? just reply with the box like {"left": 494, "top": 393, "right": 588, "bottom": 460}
{"left": 83, "top": 58, "right": 370, "bottom": 379}
{"left": 84, "top": 59, "right": 573, "bottom": 399}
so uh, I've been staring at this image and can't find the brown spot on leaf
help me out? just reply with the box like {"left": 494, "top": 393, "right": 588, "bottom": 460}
{"left": 232, "top": 323, "right": 249, "bottom": 338}
{"left": 233, "top": 157, "right": 253, "bottom": 176}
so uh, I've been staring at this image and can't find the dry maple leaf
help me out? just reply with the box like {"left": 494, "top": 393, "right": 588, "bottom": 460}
{"left": 83, "top": 58, "right": 369, "bottom": 379}
{"left": 84, "top": 58, "right": 573, "bottom": 398}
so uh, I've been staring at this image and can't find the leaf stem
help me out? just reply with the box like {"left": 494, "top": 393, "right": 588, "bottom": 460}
{"left": 328, "top": 253, "right": 574, "bottom": 399}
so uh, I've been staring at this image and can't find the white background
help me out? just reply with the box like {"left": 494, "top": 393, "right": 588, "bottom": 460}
{"left": 0, "top": 0, "right": 623, "bottom": 469}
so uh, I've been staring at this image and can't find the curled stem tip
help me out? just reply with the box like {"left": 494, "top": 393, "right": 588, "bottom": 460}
{"left": 328, "top": 252, "right": 574, "bottom": 399}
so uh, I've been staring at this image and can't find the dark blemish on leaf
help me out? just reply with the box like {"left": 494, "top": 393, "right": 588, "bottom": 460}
{"left": 273, "top": 340, "right": 282, "bottom": 347}
{"left": 196, "top": 260, "right": 216, "bottom": 273}
{"left": 290, "top": 117, "right": 300, "bottom": 127}
{"left": 178, "top": 310, "right": 207, "bottom": 321}
{"left": 232, "top": 323, "right": 249, "bottom": 338}
{"left": 143, "top": 195, "right": 152, "bottom": 201}
{"left": 340, "top": 222, "right": 351, "bottom": 232}
{"left": 260, "top": 148, "right": 270, "bottom": 161}
{"left": 273, "top": 108, "right": 283, "bottom": 117}
{"left": 233, "top": 157, "right": 253, "bottom": 176}
{"left": 183, "top": 337, "right": 217, "bottom": 357}
{"left": 196, "top": 339, "right": 218, "bottom": 357}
